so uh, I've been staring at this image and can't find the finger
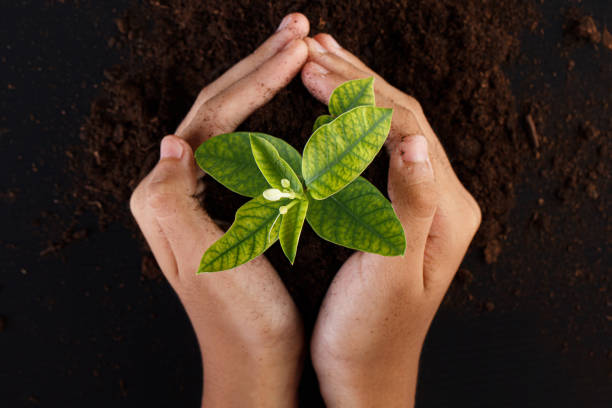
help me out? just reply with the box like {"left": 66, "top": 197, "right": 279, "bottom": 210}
{"left": 312, "top": 33, "right": 377, "bottom": 76}
{"left": 387, "top": 135, "right": 437, "bottom": 261}
{"left": 303, "top": 37, "right": 369, "bottom": 85}
{"left": 305, "top": 37, "right": 414, "bottom": 111}
{"left": 301, "top": 45, "right": 397, "bottom": 112}
{"left": 300, "top": 62, "right": 344, "bottom": 104}
{"left": 301, "top": 57, "right": 422, "bottom": 138}
{"left": 384, "top": 135, "right": 438, "bottom": 289}
{"left": 129, "top": 136, "right": 205, "bottom": 281}
{"left": 176, "top": 13, "right": 310, "bottom": 135}
{"left": 422, "top": 186, "right": 481, "bottom": 293}
{"left": 143, "top": 136, "right": 222, "bottom": 281}
{"left": 178, "top": 38, "right": 309, "bottom": 148}
{"left": 341, "top": 136, "right": 437, "bottom": 293}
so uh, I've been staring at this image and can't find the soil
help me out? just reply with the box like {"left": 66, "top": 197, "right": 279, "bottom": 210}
{"left": 55, "top": 0, "right": 610, "bottom": 402}
{"left": 565, "top": 11, "right": 601, "bottom": 44}
{"left": 73, "top": 0, "right": 538, "bottom": 289}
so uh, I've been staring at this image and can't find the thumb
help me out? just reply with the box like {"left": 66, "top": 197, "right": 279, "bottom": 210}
{"left": 387, "top": 135, "right": 438, "bottom": 255}
{"left": 146, "top": 136, "right": 222, "bottom": 278}
{"left": 147, "top": 136, "right": 199, "bottom": 215}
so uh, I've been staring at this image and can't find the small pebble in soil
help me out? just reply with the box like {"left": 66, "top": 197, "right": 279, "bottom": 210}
{"left": 484, "top": 239, "right": 502, "bottom": 264}
{"left": 569, "top": 14, "right": 601, "bottom": 44}
{"left": 585, "top": 183, "right": 599, "bottom": 200}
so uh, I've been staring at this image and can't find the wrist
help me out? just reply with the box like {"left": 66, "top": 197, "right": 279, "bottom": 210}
{"left": 202, "top": 353, "right": 303, "bottom": 408}
{"left": 199, "top": 320, "right": 304, "bottom": 408}
{"left": 314, "top": 343, "right": 423, "bottom": 408}
{"left": 318, "top": 363, "right": 419, "bottom": 408}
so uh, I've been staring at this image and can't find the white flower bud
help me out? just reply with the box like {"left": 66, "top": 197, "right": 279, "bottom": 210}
{"left": 263, "top": 188, "right": 283, "bottom": 201}
{"left": 279, "top": 205, "right": 288, "bottom": 215}
{"left": 263, "top": 188, "right": 295, "bottom": 201}
{"left": 281, "top": 178, "right": 290, "bottom": 188}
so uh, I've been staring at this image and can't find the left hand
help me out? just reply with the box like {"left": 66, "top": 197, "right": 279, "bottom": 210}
{"left": 130, "top": 14, "right": 310, "bottom": 407}
{"left": 301, "top": 34, "right": 482, "bottom": 407}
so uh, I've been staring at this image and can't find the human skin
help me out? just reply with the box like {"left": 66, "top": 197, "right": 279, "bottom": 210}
{"left": 130, "top": 14, "right": 310, "bottom": 408}
{"left": 129, "top": 12, "right": 481, "bottom": 408}
{"left": 301, "top": 34, "right": 481, "bottom": 407}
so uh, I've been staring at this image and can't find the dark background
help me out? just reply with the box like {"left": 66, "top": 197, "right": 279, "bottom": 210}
{"left": 1, "top": 1, "right": 610, "bottom": 407}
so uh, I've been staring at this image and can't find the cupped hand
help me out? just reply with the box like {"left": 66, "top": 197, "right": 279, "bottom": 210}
{"left": 130, "top": 14, "right": 309, "bottom": 408}
{"left": 301, "top": 35, "right": 482, "bottom": 407}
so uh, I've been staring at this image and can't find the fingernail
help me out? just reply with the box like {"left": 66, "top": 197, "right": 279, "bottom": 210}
{"left": 160, "top": 136, "right": 183, "bottom": 160}
{"left": 326, "top": 35, "right": 341, "bottom": 49}
{"left": 276, "top": 15, "right": 292, "bottom": 32}
{"left": 310, "top": 62, "right": 329, "bottom": 75}
{"left": 399, "top": 135, "right": 429, "bottom": 163}
{"left": 309, "top": 38, "right": 327, "bottom": 54}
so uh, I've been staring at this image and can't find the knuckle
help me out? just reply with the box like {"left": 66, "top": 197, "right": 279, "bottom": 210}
{"left": 181, "top": 103, "right": 231, "bottom": 143}
{"left": 196, "top": 87, "right": 211, "bottom": 102}
{"left": 409, "top": 182, "right": 439, "bottom": 218}
{"left": 403, "top": 94, "right": 423, "bottom": 114}
{"left": 199, "top": 104, "right": 231, "bottom": 136}
{"left": 145, "top": 178, "right": 178, "bottom": 217}
{"left": 129, "top": 182, "right": 146, "bottom": 219}
{"left": 448, "top": 188, "right": 482, "bottom": 246}
{"left": 463, "top": 190, "right": 482, "bottom": 233}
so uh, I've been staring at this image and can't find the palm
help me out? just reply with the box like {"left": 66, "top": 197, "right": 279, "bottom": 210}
{"left": 313, "top": 249, "right": 432, "bottom": 361}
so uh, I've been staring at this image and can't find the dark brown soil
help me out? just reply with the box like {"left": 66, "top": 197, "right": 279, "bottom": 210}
{"left": 565, "top": 11, "right": 601, "bottom": 44}
{"left": 64, "top": 0, "right": 611, "bottom": 396}
{"left": 73, "top": 0, "right": 537, "bottom": 297}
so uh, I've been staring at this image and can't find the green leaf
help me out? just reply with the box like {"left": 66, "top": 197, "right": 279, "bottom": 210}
{"left": 279, "top": 199, "right": 308, "bottom": 264}
{"left": 302, "top": 106, "right": 392, "bottom": 200}
{"left": 250, "top": 135, "right": 302, "bottom": 193}
{"left": 306, "top": 177, "right": 405, "bottom": 256}
{"left": 328, "top": 77, "right": 375, "bottom": 117}
{"left": 198, "top": 195, "right": 289, "bottom": 273}
{"left": 312, "top": 114, "right": 333, "bottom": 133}
{"left": 195, "top": 132, "right": 302, "bottom": 197}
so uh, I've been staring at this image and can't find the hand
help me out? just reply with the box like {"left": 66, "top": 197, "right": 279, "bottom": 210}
{"left": 130, "top": 14, "right": 310, "bottom": 408}
{"left": 301, "top": 35, "right": 482, "bottom": 406}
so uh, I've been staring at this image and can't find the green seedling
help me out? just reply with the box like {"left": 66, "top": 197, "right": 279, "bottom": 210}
{"left": 195, "top": 77, "right": 406, "bottom": 272}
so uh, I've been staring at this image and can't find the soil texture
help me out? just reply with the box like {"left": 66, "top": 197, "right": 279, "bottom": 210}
{"left": 74, "top": 0, "right": 537, "bottom": 301}
{"left": 58, "top": 0, "right": 610, "bottom": 402}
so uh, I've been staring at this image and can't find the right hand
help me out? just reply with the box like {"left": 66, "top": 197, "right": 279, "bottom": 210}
{"left": 301, "top": 34, "right": 482, "bottom": 407}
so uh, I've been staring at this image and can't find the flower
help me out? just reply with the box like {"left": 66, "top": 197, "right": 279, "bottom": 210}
{"left": 263, "top": 188, "right": 294, "bottom": 201}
